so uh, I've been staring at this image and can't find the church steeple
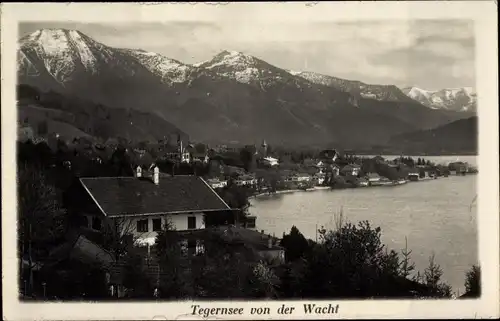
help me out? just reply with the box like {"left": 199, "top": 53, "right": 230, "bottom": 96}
{"left": 177, "top": 133, "right": 183, "bottom": 162}
{"left": 261, "top": 139, "right": 268, "bottom": 157}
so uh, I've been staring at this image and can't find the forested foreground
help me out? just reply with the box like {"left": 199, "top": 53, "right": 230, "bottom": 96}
{"left": 17, "top": 141, "right": 480, "bottom": 300}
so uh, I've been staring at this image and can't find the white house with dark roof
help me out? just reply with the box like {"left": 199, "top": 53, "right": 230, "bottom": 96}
{"left": 78, "top": 167, "right": 233, "bottom": 246}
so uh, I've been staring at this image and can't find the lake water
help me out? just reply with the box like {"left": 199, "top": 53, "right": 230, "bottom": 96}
{"left": 249, "top": 156, "right": 478, "bottom": 295}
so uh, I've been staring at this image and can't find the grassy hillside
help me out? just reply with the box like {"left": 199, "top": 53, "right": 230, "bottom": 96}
{"left": 17, "top": 84, "right": 189, "bottom": 144}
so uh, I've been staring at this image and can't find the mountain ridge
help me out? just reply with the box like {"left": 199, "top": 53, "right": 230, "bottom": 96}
{"left": 18, "top": 28, "right": 475, "bottom": 148}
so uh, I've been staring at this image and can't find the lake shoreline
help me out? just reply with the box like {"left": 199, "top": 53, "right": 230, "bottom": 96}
{"left": 250, "top": 176, "right": 467, "bottom": 199}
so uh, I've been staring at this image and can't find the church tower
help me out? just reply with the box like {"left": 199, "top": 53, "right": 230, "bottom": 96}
{"left": 177, "top": 133, "right": 183, "bottom": 162}
{"left": 261, "top": 139, "right": 268, "bottom": 157}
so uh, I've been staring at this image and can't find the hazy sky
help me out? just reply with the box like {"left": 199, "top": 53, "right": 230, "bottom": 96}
{"left": 19, "top": 19, "right": 475, "bottom": 90}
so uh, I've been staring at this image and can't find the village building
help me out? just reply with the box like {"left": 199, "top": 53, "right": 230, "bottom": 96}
{"left": 326, "top": 163, "right": 340, "bottom": 176}
{"left": 77, "top": 166, "right": 233, "bottom": 247}
{"left": 316, "top": 160, "right": 325, "bottom": 168}
{"left": 206, "top": 178, "right": 228, "bottom": 189}
{"left": 290, "top": 173, "right": 312, "bottom": 183}
{"left": 357, "top": 178, "right": 369, "bottom": 187}
{"left": 408, "top": 172, "right": 420, "bottom": 181}
{"left": 449, "top": 161, "right": 469, "bottom": 175}
{"left": 366, "top": 172, "right": 381, "bottom": 184}
{"left": 177, "top": 226, "right": 285, "bottom": 263}
{"left": 314, "top": 172, "right": 326, "bottom": 185}
{"left": 234, "top": 174, "right": 258, "bottom": 187}
{"left": 163, "top": 139, "right": 191, "bottom": 164}
{"left": 261, "top": 156, "right": 279, "bottom": 167}
{"left": 340, "top": 164, "right": 361, "bottom": 176}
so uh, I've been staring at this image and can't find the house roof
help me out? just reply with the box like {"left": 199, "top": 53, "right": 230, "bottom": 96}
{"left": 43, "top": 231, "right": 115, "bottom": 270}
{"left": 80, "top": 174, "right": 232, "bottom": 217}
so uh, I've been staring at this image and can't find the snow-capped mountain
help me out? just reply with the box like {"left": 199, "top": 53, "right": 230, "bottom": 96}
{"left": 19, "top": 29, "right": 115, "bottom": 83}
{"left": 17, "top": 28, "right": 472, "bottom": 147}
{"left": 401, "top": 87, "right": 477, "bottom": 112}
{"left": 195, "top": 50, "right": 321, "bottom": 93}
{"left": 18, "top": 29, "right": 197, "bottom": 87}
{"left": 290, "top": 70, "right": 417, "bottom": 103}
{"left": 121, "top": 49, "right": 195, "bottom": 84}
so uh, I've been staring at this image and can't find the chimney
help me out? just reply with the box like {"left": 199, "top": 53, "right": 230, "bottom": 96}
{"left": 136, "top": 166, "right": 142, "bottom": 178}
{"left": 153, "top": 166, "right": 160, "bottom": 185}
{"left": 268, "top": 237, "right": 272, "bottom": 249}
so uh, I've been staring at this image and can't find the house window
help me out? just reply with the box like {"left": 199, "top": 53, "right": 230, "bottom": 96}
{"left": 137, "top": 219, "right": 149, "bottom": 233}
{"left": 91, "top": 217, "right": 102, "bottom": 230}
{"left": 187, "top": 216, "right": 197, "bottom": 230}
{"left": 152, "top": 218, "right": 162, "bottom": 232}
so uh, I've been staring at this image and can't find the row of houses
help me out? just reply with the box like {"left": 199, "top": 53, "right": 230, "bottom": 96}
{"left": 204, "top": 163, "right": 363, "bottom": 190}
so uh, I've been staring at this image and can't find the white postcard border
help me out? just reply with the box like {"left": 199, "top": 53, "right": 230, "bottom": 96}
{"left": 2, "top": 2, "right": 498, "bottom": 320}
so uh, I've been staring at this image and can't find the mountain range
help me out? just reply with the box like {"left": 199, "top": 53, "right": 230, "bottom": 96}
{"left": 17, "top": 28, "right": 476, "bottom": 150}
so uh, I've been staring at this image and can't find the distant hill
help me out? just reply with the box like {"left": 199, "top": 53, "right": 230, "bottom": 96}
{"left": 389, "top": 116, "right": 478, "bottom": 155}
{"left": 17, "top": 84, "right": 188, "bottom": 144}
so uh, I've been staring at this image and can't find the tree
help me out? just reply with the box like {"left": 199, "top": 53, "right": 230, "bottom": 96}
{"left": 37, "top": 120, "right": 49, "bottom": 136}
{"left": 18, "top": 163, "right": 67, "bottom": 253}
{"left": 18, "top": 162, "right": 68, "bottom": 294}
{"left": 240, "top": 147, "right": 255, "bottom": 172}
{"left": 17, "top": 84, "right": 41, "bottom": 101}
{"left": 94, "top": 121, "right": 112, "bottom": 140}
{"left": 100, "top": 217, "right": 137, "bottom": 259}
{"left": 109, "top": 146, "right": 134, "bottom": 176}
{"left": 194, "top": 143, "right": 207, "bottom": 154}
{"left": 464, "top": 265, "right": 481, "bottom": 297}
{"left": 281, "top": 217, "right": 442, "bottom": 299}
{"left": 154, "top": 220, "right": 191, "bottom": 299}
{"left": 281, "top": 226, "right": 311, "bottom": 262}
{"left": 121, "top": 253, "right": 155, "bottom": 299}
{"left": 399, "top": 237, "right": 416, "bottom": 279}
{"left": 255, "top": 169, "right": 280, "bottom": 193}
{"left": 208, "top": 185, "right": 251, "bottom": 226}
{"left": 251, "top": 260, "right": 281, "bottom": 298}
{"left": 361, "top": 159, "right": 377, "bottom": 176}
{"left": 423, "top": 254, "right": 452, "bottom": 298}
